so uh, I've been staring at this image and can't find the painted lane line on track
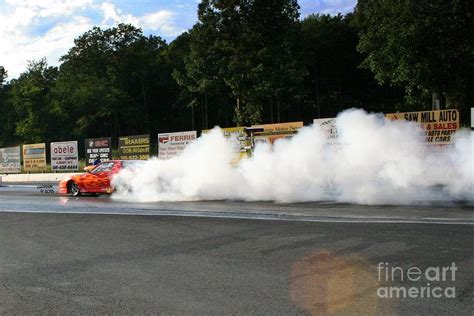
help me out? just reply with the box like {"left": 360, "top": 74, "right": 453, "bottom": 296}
{"left": 0, "top": 208, "right": 472, "bottom": 225}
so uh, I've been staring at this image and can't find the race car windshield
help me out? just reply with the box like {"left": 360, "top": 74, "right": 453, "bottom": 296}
{"left": 92, "top": 162, "right": 114, "bottom": 173}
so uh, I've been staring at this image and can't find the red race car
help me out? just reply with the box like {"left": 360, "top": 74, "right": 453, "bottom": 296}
{"left": 59, "top": 160, "right": 143, "bottom": 196}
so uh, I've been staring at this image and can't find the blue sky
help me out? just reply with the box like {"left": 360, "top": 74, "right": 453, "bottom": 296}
{"left": 0, "top": 0, "right": 356, "bottom": 79}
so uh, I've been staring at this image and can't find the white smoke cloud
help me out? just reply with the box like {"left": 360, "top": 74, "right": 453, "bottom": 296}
{"left": 112, "top": 109, "right": 473, "bottom": 205}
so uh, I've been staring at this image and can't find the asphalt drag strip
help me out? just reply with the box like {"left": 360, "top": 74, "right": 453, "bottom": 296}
{"left": 0, "top": 186, "right": 473, "bottom": 225}
{"left": 0, "top": 212, "right": 472, "bottom": 314}
{"left": 0, "top": 187, "right": 472, "bottom": 314}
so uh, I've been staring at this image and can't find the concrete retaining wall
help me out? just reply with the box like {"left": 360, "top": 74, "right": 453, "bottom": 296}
{"left": 0, "top": 173, "right": 82, "bottom": 183}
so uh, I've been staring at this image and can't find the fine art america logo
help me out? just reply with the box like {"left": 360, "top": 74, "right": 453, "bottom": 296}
{"left": 377, "top": 262, "right": 457, "bottom": 299}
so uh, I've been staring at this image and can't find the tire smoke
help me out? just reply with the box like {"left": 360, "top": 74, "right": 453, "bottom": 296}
{"left": 112, "top": 109, "right": 473, "bottom": 205}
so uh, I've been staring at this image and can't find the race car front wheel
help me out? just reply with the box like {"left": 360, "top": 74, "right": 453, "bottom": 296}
{"left": 69, "top": 182, "right": 81, "bottom": 196}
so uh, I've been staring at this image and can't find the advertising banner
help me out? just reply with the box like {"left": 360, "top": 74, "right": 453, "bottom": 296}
{"left": 51, "top": 141, "right": 79, "bottom": 171}
{"left": 158, "top": 131, "right": 197, "bottom": 160}
{"left": 202, "top": 127, "right": 247, "bottom": 153}
{"left": 23, "top": 143, "right": 46, "bottom": 172}
{"left": 385, "top": 109, "right": 459, "bottom": 145}
{"left": 85, "top": 137, "right": 112, "bottom": 165}
{"left": 252, "top": 121, "right": 303, "bottom": 133}
{"left": 118, "top": 134, "right": 150, "bottom": 160}
{"left": 313, "top": 118, "right": 338, "bottom": 143}
{"left": 0, "top": 146, "right": 21, "bottom": 173}
{"left": 222, "top": 127, "right": 248, "bottom": 153}
{"left": 251, "top": 121, "right": 303, "bottom": 144}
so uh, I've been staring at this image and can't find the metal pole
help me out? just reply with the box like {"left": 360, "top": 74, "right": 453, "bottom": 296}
{"left": 471, "top": 108, "right": 473, "bottom": 191}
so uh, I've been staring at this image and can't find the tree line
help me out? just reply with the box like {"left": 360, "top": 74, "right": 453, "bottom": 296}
{"left": 0, "top": 0, "right": 472, "bottom": 148}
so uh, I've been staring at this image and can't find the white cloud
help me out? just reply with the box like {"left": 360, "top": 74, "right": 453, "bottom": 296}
{"left": 100, "top": 2, "right": 184, "bottom": 37}
{"left": 5, "top": 0, "right": 94, "bottom": 18}
{"left": 0, "top": 0, "right": 94, "bottom": 79}
{"left": 141, "top": 11, "right": 184, "bottom": 36}
{"left": 141, "top": 11, "right": 174, "bottom": 30}
{"left": 0, "top": 1, "right": 188, "bottom": 79}
{"left": 100, "top": 2, "right": 139, "bottom": 26}
{"left": 1, "top": 18, "right": 93, "bottom": 79}
{"left": 27, "top": 16, "right": 93, "bottom": 62}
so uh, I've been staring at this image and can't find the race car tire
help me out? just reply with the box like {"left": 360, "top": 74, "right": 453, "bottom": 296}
{"left": 69, "top": 181, "right": 81, "bottom": 196}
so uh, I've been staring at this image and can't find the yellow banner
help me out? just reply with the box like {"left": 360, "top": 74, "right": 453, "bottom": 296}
{"left": 221, "top": 127, "right": 246, "bottom": 137}
{"left": 385, "top": 109, "right": 459, "bottom": 145}
{"left": 252, "top": 121, "right": 303, "bottom": 133}
{"left": 23, "top": 143, "right": 47, "bottom": 172}
{"left": 202, "top": 126, "right": 245, "bottom": 136}
{"left": 221, "top": 127, "right": 248, "bottom": 155}
{"left": 251, "top": 122, "right": 303, "bottom": 144}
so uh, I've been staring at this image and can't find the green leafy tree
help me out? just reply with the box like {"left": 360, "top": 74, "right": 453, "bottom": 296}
{"left": 173, "top": 4, "right": 233, "bottom": 129}
{"left": 55, "top": 24, "right": 170, "bottom": 140}
{"left": 220, "top": 0, "right": 305, "bottom": 125}
{"left": 9, "top": 59, "right": 59, "bottom": 143}
{"left": 300, "top": 13, "right": 404, "bottom": 118}
{"left": 180, "top": 0, "right": 305, "bottom": 126}
{"left": 357, "top": 0, "right": 474, "bottom": 112}
{"left": 0, "top": 66, "right": 6, "bottom": 87}
{"left": 171, "top": 31, "right": 209, "bottom": 130}
{"left": 0, "top": 66, "right": 19, "bottom": 147}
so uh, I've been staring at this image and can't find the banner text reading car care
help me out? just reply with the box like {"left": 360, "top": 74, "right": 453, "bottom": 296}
{"left": 118, "top": 134, "right": 150, "bottom": 160}
{"left": 385, "top": 109, "right": 459, "bottom": 145}
{"left": 158, "top": 131, "right": 196, "bottom": 159}
{"left": 0, "top": 146, "right": 21, "bottom": 173}
{"left": 23, "top": 143, "right": 46, "bottom": 172}
{"left": 51, "top": 141, "right": 78, "bottom": 171}
{"left": 85, "top": 138, "right": 112, "bottom": 164}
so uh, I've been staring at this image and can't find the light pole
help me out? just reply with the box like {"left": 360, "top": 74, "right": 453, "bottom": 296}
{"left": 471, "top": 108, "right": 473, "bottom": 191}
